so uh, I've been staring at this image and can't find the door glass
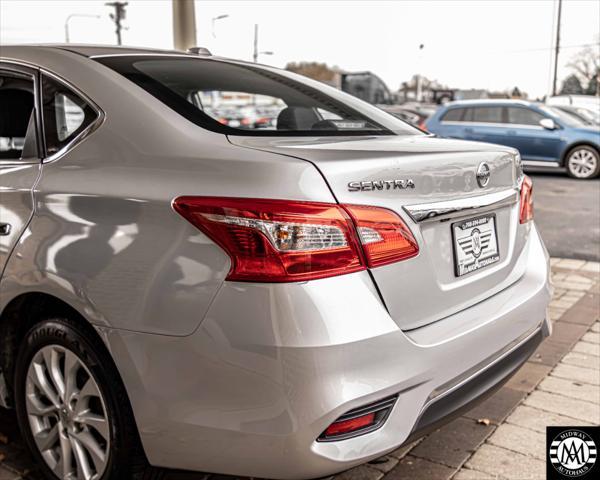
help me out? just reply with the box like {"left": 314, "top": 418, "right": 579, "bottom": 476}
{"left": 472, "top": 107, "right": 503, "bottom": 124}
{"left": 0, "top": 72, "right": 35, "bottom": 160}
{"left": 507, "top": 107, "right": 544, "bottom": 126}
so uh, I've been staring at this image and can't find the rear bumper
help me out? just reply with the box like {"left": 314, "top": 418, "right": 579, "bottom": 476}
{"left": 103, "top": 224, "right": 551, "bottom": 479}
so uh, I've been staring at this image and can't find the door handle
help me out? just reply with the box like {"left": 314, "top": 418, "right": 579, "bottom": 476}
{"left": 0, "top": 223, "right": 11, "bottom": 236}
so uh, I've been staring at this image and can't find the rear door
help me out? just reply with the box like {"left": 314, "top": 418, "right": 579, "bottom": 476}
{"left": 0, "top": 64, "right": 42, "bottom": 276}
{"left": 464, "top": 106, "right": 509, "bottom": 146}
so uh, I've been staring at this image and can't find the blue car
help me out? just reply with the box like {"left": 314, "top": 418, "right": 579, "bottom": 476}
{"left": 426, "top": 99, "right": 600, "bottom": 179}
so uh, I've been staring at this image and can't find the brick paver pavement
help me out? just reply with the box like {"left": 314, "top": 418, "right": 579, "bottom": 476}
{"left": 1, "top": 259, "right": 599, "bottom": 480}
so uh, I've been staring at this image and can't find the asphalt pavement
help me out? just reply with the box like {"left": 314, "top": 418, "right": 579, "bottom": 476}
{"left": 529, "top": 171, "right": 600, "bottom": 262}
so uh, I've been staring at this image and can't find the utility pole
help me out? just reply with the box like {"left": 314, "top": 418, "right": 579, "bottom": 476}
{"left": 552, "top": 0, "right": 563, "bottom": 96}
{"left": 172, "top": 0, "right": 197, "bottom": 51}
{"left": 106, "top": 1, "right": 128, "bottom": 45}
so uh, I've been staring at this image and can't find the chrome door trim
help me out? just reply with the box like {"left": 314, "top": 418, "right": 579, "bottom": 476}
{"left": 403, "top": 188, "right": 519, "bottom": 223}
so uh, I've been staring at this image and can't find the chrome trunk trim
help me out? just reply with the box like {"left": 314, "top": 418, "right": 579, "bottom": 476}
{"left": 403, "top": 188, "right": 519, "bottom": 223}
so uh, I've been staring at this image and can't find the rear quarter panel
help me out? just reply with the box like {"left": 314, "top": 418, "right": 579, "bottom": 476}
{"left": 0, "top": 47, "right": 335, "bottom": 336}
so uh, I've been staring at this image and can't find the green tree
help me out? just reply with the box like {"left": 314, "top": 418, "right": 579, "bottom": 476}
{"left": 560, "top": 74, "right": 584, "bottom": 95}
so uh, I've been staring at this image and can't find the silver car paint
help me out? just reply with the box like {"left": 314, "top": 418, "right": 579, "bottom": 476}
{"left": 0, "top": 46, "right": 551, "bottom": 479}
{"left": 231, "top": 135, "right": 527, "bottom": 331}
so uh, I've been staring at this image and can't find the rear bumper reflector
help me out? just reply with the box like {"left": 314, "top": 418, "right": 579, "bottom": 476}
{"left": 318, "top": 395, "right": 398, "bottom": 442}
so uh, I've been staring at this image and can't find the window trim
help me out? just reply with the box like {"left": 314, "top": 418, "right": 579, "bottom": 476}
{"left": 0, "top": 61, "right": 41, "bottom": 166}
{"left": 39, "top": 68, "right": 105, "bottom": 164}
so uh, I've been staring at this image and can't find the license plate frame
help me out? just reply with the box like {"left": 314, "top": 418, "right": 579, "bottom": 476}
{"left": 451, "top": 214, "right": 500, "bottom": 277}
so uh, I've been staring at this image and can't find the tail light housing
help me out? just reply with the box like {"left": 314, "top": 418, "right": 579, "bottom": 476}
{"left": 519, "top": 175, "right": 534, "bottom": 224}
{"left": 173, "top": 197, "right": 418, "bottom": 282}
{"left": 343, "top": 204, "right": 419, "bottom": 267}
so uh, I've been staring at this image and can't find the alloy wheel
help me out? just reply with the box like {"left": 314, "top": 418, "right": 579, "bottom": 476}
{"left": 25, "top": 345, "right": 110, "bottom": 480}
{"left": 567, "top": 148, "right": 598, "bottom": 179}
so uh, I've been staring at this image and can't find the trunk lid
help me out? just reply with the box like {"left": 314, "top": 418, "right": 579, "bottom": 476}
{"left": 229, "top": 134, "right": 528, "bottom": 330}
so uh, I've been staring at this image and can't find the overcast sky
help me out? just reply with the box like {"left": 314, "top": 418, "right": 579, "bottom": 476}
{"left": 1, "top": 0, "right": 599, "bottom": 98}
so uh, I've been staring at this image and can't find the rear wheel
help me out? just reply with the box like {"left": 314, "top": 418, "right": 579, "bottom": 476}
{"left": 14, "top": 317, "right": 149, "bottom": 480}
{"left": 565, "top": 146, "right": 599, "bottom": 179}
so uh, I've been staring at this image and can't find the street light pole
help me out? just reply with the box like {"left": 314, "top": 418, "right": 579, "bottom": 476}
{"left": 106, "top": 1, "right": 128, "bottom": 45}
{"left": 252, "top": 24, "right": 273, "bottom": 63}
{"left": 211, "top": 14, "right": 229, "bottom": 38}
{"left": 552, "top": 0, "right": 563, "bottom": 96}
{"left": 253, "top": 24, "right": 259, "bottom": 63}
{"left": 416, "top": 43, "right": 425, "bottom": 103}
{"left": 65, "top": 14, "right": 101, "bottom": 43}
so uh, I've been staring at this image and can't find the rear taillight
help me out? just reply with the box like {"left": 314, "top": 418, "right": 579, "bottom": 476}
{"left": 173, "top": 197, "right": 364, "bottom": 282}
{"left": 173, "top": 197, "right": 419, "bottom": 282}
{"left": 343, "top": 204, "right": 419, "bottom": 267}
{"left": 519, "top": 175, "right": 533, "bottom": 224}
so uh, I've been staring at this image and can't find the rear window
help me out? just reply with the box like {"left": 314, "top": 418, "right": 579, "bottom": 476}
{"left": 441, "top": 108, "right": 464, "bottom": 122}
{"left": 96, "top": 56, "right": 420, "bottom": 137}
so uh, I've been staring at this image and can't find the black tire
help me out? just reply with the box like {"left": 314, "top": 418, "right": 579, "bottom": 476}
{"left": 14, "top": 316, "right": 150, "bottom": 480}
{"left": 565, "top": 145, "right": 600, "bottom": 179}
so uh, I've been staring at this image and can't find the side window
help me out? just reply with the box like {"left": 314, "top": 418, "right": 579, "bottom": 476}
{"left": 441, "top": 108, "right": 464, "bottom": 122}
{"left": 472, "top": 107, "right": 503, "bottom": 124}
{"left": 0, "top": 71, "right": 36, "bottom": 160}
{"left": 507, "top": 107, "right": 545, "bottom": 126}
{"left": 41, "top": 74, "right": 97, "bottom": 156}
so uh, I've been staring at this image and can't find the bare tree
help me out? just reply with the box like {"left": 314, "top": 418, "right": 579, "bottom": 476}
{"left": 567, "top": 45, "right": 600, "bottom": 94}
{"left": 285, "top": 62, "right": 337, "bottom": 82}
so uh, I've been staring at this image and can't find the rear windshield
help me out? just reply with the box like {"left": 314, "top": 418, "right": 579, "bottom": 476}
{"left": 96, "top": 56, "right": 420, "bottom": 137}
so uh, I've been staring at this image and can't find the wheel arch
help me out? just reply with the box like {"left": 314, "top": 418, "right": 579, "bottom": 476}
{"left": 0, "top": 292, "right": 110, "bottom": 408}
{"left": 560, "top": 141, "right": 600, "bottom": 167}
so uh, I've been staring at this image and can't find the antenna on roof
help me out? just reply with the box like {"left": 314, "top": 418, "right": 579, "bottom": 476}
{"left": 187, "top": 46, "right": 212, "bottom": 56}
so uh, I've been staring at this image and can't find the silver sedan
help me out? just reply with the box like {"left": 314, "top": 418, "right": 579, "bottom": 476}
{"left": 0, "top": 45, "right": 551, "bottom": 480}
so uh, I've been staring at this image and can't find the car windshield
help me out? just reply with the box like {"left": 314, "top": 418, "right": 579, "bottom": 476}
{"left": 96, "top": 56, "right": 420, "bottom": 137}
{"left": 539, "top": 105, "right": 588, "bottom": 128}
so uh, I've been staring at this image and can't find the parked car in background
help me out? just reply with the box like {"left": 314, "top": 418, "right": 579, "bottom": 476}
{"left": 380, "top": 103, "right": 436, "bottom": 129}
{"left": 547, "top": 94, "right": 600, "bottom": 111}
{"left": 426, "top": 99, "right": 600, "bottom": 179}
{"left": 1, "top": 45, "right": 551, "bottom": 480}
{"left": 551, "top": 104, "right": 600, "bottom": 126}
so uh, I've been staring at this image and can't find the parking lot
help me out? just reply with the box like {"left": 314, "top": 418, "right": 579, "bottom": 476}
{"left": 529, "top": 172, "right": 600, "bottom": 261}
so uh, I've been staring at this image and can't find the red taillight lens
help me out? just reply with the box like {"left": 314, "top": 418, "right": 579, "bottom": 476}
{"left": 519, "top": 175, "right": 534, "bottom": 224}
{"left": 172, "top": 197, "right": 365, "bottom": 282}
{"left": 324, "top": 413, "right": 375, "bottom": 437}
{"left": 343, "top": 204, "right": 419, "bottom": 267}
{"left": 173, "top": 197, "right": 419, "bottom": 282}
